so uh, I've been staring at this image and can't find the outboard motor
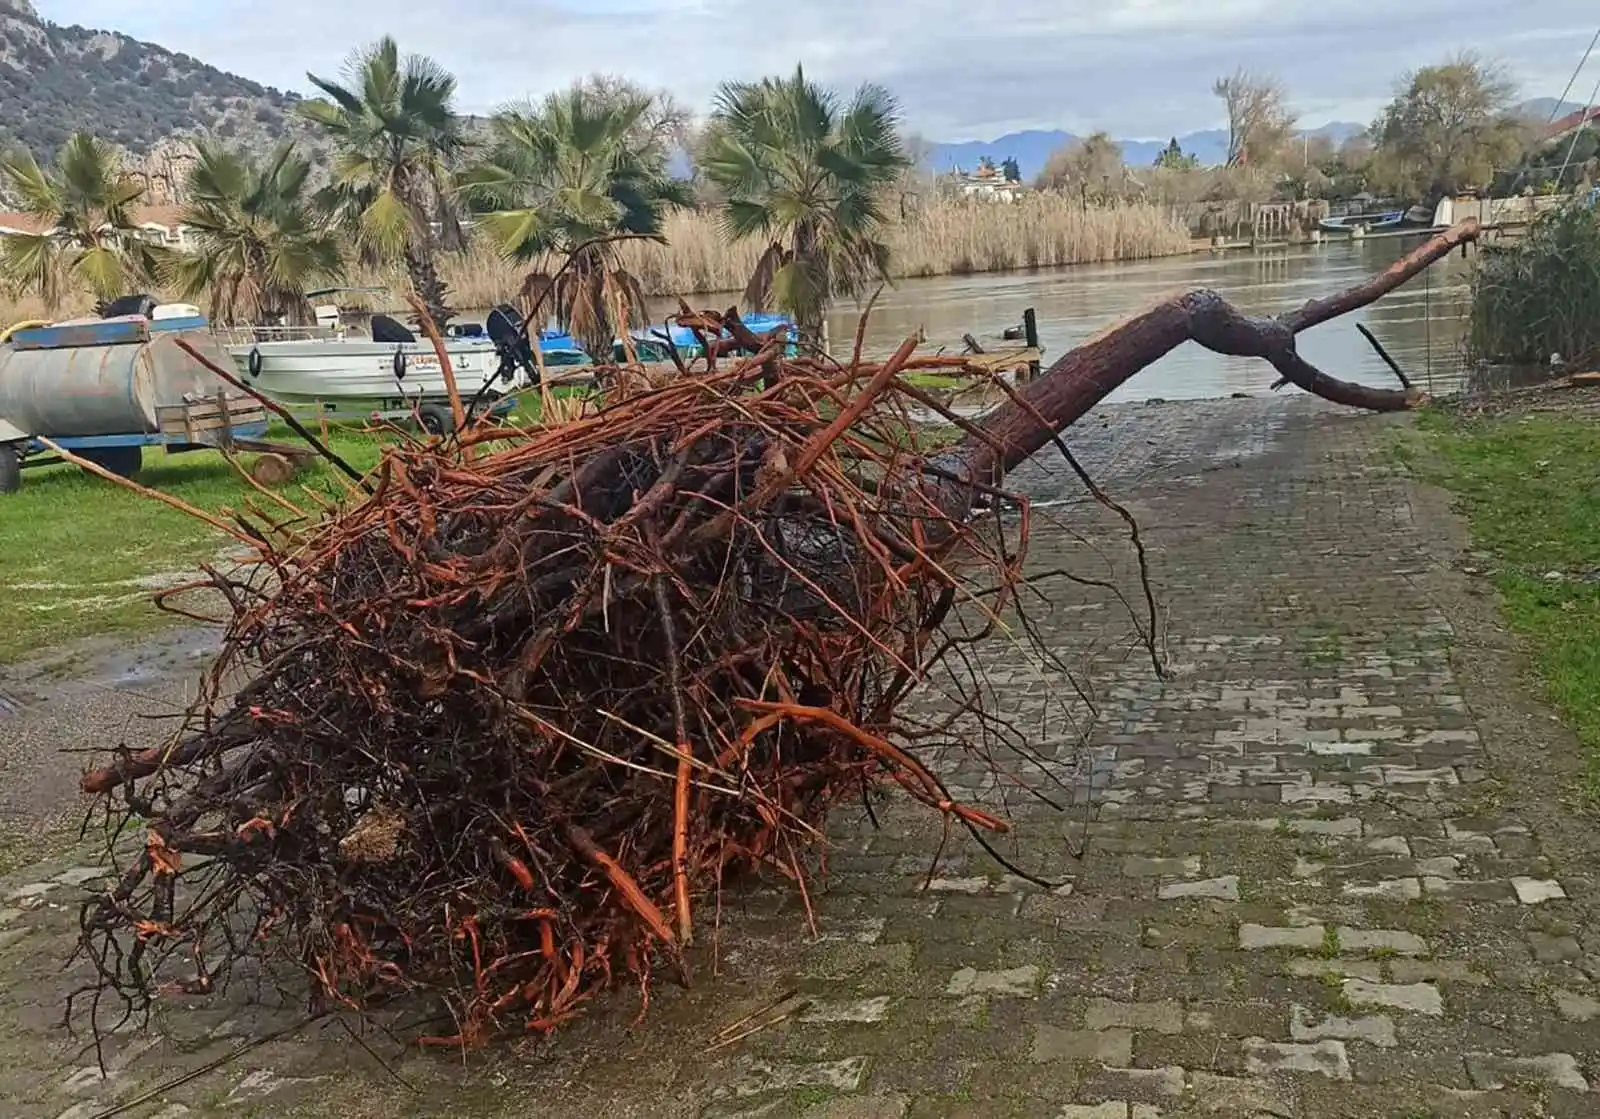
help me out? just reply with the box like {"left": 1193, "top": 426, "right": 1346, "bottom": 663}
{"left": 101, "top": 293, "right": 158, "bottom": 319}
{"left": 486, "top": 303, "right": 536, "bottom": 386}
{"left": 371, "top": 314, "right": 416, "bottom": 344}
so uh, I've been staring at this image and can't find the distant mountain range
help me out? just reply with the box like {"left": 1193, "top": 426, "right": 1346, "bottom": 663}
{"left": 927, "top": 99, "right": 1589, "bottom": 181}
{"left": 925, "top": 122, "right": 1366, "bottom": 181}
{"left": 1519, "top": 98, "right": 1586, "bottom": 127}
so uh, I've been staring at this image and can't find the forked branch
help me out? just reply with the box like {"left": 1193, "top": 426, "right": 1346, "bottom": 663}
{"left": 958, "top": 219, "right": 1481, "bottom": 482}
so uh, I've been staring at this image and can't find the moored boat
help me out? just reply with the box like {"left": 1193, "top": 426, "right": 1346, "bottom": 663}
{"left": 616, "top": 312, "right": 800, "bottom": 362}
{"left": 1318, "top": 210, "right": 1406, "bottom": 234}
{"left": 219, "top": 304, "right": 572, "bottom": 421}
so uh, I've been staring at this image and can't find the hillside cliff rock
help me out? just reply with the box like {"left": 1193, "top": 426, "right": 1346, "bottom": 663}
{"left": 0, "top": 0, "right": 314, "bottom": 161}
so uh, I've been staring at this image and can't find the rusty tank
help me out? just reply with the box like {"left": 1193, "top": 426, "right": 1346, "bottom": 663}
{"left": 0, "top": 312, "right": 234, "bottom": 438}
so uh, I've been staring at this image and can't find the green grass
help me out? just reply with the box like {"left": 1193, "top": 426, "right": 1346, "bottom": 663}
{"left": 900, "top": 372, "right": 970, "bottom": 391}
{"left": 0, "top": 379, "right": 604, "bottom": 664}
{"left": 0, "top": 427, "right": 390, "bottom": 663}
{"left": 1413, "top": 408, "right": 1600, "bottom": 804}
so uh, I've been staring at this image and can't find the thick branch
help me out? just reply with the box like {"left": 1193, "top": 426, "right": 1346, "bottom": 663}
{"left": 954, "top": 219, "right": 1481, "bottom": 484}
{"left": 1280, "top": 218, "right": 1479, "bottom": 332}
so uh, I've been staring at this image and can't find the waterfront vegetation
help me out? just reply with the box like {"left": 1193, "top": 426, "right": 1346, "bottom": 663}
{"left": 1469, "top": 201, "right": 1600, "bottom": 370}
{"left": 3, "top": 35, "right": 1565, "bottom": 337}
{"left": 0, "top": 196, "right": 1194, "bottom": 326}
{"left": 1412, "top": 409, "right": 1600, "bottom": 805}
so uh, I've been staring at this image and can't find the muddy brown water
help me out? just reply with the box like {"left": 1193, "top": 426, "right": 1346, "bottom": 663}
{"left": 470, "top": 238, "right": 1472, "bottom": 404}
{"left": 822, "top": 236, "right": 1473, "bottom": 402}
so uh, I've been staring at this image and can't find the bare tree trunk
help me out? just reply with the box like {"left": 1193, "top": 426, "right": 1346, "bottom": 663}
{"left": 947, "top": 219, "right": 1480, "bottom": 486}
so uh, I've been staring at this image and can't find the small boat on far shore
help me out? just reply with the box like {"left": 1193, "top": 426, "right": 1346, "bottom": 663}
{"left": 1318, "top": 210, "right": 1405, "bottom": 235}
{"left": 1319, "top": 202, "right": 1442, "bottom": 237}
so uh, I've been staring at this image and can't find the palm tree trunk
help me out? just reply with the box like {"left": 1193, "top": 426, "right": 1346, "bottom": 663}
{"left": 404, "top": 239, "right": 453, "bottom": 330}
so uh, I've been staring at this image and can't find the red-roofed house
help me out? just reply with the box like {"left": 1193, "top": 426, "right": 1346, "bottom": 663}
{"left": 1543, "top": 106, "right": 1600, "bottom": 143}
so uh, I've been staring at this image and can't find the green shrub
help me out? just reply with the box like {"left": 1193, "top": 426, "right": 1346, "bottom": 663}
{"left": 1469, "top": 201, "right": 1600, "bottom": 368}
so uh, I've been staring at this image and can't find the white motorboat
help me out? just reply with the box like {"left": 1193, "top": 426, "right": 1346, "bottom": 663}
{"left": 217, "top": 303, "right": 587, "bottom": 423}
{"left": 226, "top": 333, "right": 523, "bottom": 405}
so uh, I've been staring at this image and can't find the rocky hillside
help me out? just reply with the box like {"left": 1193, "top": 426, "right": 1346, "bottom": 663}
{"left": 0, "top": 0, "right": 313, "bottom": 161}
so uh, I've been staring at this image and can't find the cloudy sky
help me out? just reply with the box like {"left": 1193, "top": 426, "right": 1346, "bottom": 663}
{"left": 36, "top": 0, "right": 1599, "bottom": 140}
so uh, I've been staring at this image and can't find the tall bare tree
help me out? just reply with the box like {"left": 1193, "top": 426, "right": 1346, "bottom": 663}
{"left": 1036, "top": 132, "right": 1127, "bottom": 201}
{"left": 1212, "top": 69, "right": 1296, "bottom": 168}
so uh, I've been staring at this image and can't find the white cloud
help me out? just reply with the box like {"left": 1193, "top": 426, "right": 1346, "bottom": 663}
{"left": 34, "top": 0, "right": 1599, "bottom": 138}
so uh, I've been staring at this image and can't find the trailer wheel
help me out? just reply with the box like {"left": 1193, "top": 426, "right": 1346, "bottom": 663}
{"left": 418, "top": 404, "right": 455, "bottom": 436}
{"left": 0, "top": 444, "right": 20, "bottom": 495}
{"left": 79, "top": 446, "right": 142, "bottom": 481}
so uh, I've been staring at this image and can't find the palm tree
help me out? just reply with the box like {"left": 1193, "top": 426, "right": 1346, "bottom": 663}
{"left": 165, "top": 142, "right": 343, "bottom": 326}
{"left": 459, "top": 80, "right": 692, "bottom": 360}
{"left": 699, "top": 66, "right": 909, "bottom": 348}
{"left": 296, "top": 36, "right": 465, "bottom": 327}
{"left": 0, "top": 132, "right": 165, "bottom": 311}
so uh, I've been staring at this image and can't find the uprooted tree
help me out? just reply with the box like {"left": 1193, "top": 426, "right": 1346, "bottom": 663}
{"left": 71, "top": 220, "right": 1480, "bottom": 1046}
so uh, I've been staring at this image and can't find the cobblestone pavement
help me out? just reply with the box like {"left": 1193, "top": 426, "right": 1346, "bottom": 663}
{"left": 3, "top": 396, "right": 1598, "bottom": 1118}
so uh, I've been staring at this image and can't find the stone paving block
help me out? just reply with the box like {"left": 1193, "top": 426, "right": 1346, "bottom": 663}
{"left": 1528, "top": 933, "right": 1583, "bottom": 964}
{"left": 1238, "top": 923, "right": 1324, "bottom": 951}
{"left": 1309, "top": 741, "right": 1373, "bottom": 756}
{"left": 6, "top": 882, "right": 55, "bottom": 902}
{"left": 800, "top": 997, "right": 892, "bottom": 1024}
{"left": 1465, "top": 1052, "right": 1589, "bottom": 1093}
{"left": 725, "top": 1058, "right": 871, "bottom": 1099}
{"left": 1335, "top": 927, "right": 1427, "bottom": 956}
{"left": 1030, "top": 1026, "right": 1133, "bottom": 1064}
{"left": 1290, "top": 1004, "right": 1398, "bottom": 1048}
{"left": 1283, "top": 817, "right": 1363, "bottom": 837}
{"left": 1121, "top": 856, "right": 1201, "bottom": 878}
{"left": 1082, "top": 998, "right": 1183, "bottom": 1035}
{"left": 801, "top": 1097, "right": 909, "bottom": 1119}
{"left": 1554, "top": 989, "right": 1600, "bottom": 1021}
{"left": 1242, "top": 1037, "right": 1352, "bottom": 1080}
{"left": 1511, "top": 877, "right": 1567, "bottom": 905}
{"left": 1284, "top": 957, "right": 1384, "bottom": 981}
{"left": 52, "top": 867, "right": 107, "bottom": 887}
{"left": 945, "top": 966, "right": 1040, "bottom": 998}
{"left": 1341, "top": 878, "right": 1422, "bottom": 900}
{"left": 1363, "top": 835, "right": 1411, "bottom": 856}
{"left": 1292, "top": 856, "right": 1327, "bottom": 880}
{"left": 1342, "top": 979, "right": 1444, "bottom": 1017}
{"left": 1386, "top": 959, "right": 1491, "bottom": 986}
{"left": 1081, "top": 1065, "right": 1186, "bottom": 1099}
{"left": 1185, "top": 1071, "right": 1292, "bottom": 1114}
{"left": 1157, "top": 875, "right": 1239, "bottom": 901}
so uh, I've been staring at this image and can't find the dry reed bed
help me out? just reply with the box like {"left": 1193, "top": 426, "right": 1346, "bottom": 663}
{"left": 438, "top": 198, "right": 1192, "bottom": 307}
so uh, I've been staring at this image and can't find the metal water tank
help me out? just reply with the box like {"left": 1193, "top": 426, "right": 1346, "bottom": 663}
{"left": 0, "top": 317, "right": 234, "bottom": 438}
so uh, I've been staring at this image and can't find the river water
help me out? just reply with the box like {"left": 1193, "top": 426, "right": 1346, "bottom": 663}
{"left": 820, "top": 236, "right": 1473, "bottom": 403}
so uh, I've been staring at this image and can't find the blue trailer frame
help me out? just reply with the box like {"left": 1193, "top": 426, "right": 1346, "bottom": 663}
{"left": 22, "top": 419, "right": 270, "bottom": 456}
